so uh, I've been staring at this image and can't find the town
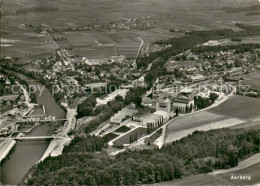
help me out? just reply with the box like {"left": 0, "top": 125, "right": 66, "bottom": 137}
{"left": 1, "top": 0, "right": 260, "bottom": 185}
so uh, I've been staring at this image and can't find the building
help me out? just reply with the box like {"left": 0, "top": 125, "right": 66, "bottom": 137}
{"left": 141, "top": 96, "right": 156, "bottom": 107}
{"left": 172, "top": 96, "right": 194, "bottom": 113}
{"left": 179, "top": 87, "right": 196, "bottom": 99}
{"left": 226, "top": 67, "right": 243, "bottom": 77}
{"left": 142, "top": 114, "right": 163, "bottom": 128}
{"left": 156, "top": 98, "right": 171, "bottom": 115}
{"left": 153, "top": 110, "right": 170, "bottom": 123}
{"left": 203, "top": 40, "right": 220, "bottom": 46}
{"left": 189, "top": 74, "right": 206, "bottom": 83}
{"left": 133, "top": 107, "right": 155, "bottom": 122}
{"left": 110, "top": 108, "right": 138, "bottom": 126}
{"left": 110, "top": 55, "right": 125, "bottom": 64}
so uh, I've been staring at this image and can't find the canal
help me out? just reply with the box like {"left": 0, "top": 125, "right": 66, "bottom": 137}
{"left": 0, "top": 72, "right": 66, "bottom": 184}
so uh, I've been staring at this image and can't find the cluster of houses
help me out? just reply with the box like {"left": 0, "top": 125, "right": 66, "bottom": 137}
{"left": 52, "top": 16, "right": 154, "bottom": 33}
{"left": 164, "top": 48, "right": 259, "bottom": 84}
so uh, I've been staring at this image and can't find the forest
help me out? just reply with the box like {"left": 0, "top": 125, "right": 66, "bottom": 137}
{"left": 24, "top": 128, "right": 260, "bottom": 185}
{"left": 191, "top": 43, "right": 260, "bottom": 54}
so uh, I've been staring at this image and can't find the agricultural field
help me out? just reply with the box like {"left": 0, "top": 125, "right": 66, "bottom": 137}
{"left": 209, "top": 95, "right": 260, "bottom": 120}
{"left": 165, "top": 95, "right": 260, "bottom": 144}
{"left": 57, "top": 29, "right": 178, "bottom": 59}
{"left": 2, "top": 0, "right": 260, "bottom": 60}
{"left": 242, "top": 73, "right": 260, "bottom": 90}
{"left": 166, "top": 111, "right": 227, "bottom": 133}
{"left": 165, "top": 111, "right": 230, "bottom": 144}
{"left": 112, "top": 127, "right": 147, "bottom": 145}
{"left": 1, "top": 30, "right": 56, "bottom": 60}
{"left": 165, "top": 116, "right": 244, "bottom": 143}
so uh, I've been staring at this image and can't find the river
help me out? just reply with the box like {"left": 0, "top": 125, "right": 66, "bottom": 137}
{"left": 0, "top": 72, "right": 66, "bottom": 184}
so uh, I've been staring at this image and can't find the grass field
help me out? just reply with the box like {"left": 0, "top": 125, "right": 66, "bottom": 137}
{"left": 114, "top": 125, "right": 131, "bottom": 133}
{"left": 150, "top": 156, "right": 260, "bottom": 185}
{"left": 165, "top": 117, "right": 244, "bottom": 143}
{"left": 103, "top": 132, "right": 119, "bottom": 142}
{"left": 218, "top": 36, "right": 260, "bottom": 46}
{"left": 113, "top": 127, "right": 147, "bottom": 145}
{"left": 30, "top": 108, "right": 45, "bottom": 116}
{"left": 165, "top": 95, "right": 260, "bottom": 144}
{"left": 166, "top": 111, "right": 227, "bottom": 133}
{"left": 209, "top": 95, "right": 260, "bottom": 120}
{"left": 242, "top": 73, "right": 260, "bottom": 90}
{"left": 217, "top": 162, "right": 260, "bottom": 185}
{"left": 165, "top": 111, "right": 229, "bottom": 143}
{"left": 148, "top": 174, "right": 224, "bottom": 186}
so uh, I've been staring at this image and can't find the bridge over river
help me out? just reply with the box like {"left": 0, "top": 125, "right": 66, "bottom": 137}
{"left": 0, "top": 136, "right": 66, "bottom": 142}
{"left": 16, "top": 119, "right": 67, "bottom": 125}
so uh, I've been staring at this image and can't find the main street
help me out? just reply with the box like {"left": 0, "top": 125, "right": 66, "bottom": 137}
{"left": 46, "top": 32, "right": 75, "bottom": 71}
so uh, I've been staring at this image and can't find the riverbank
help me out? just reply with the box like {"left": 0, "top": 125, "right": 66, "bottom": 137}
{"left": 39, "top": 107, "right": 77, "bottom": 162}
{"left": 0, "top": 71, "right": 67, "bottom": 184}
{"left": 40, "top": 137, "right": 71, "bottom": 161}
{"left": 0, "top": 138, "right": 16, "bottom": 164}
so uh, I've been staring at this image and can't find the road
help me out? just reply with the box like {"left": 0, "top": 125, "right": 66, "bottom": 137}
{"left": 46, "top": 33, "right": 75, "bottom": 71}
{"left": 132, "top": 37, "right": 144, "bottom": 69}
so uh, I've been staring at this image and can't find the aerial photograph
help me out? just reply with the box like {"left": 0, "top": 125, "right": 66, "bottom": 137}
{"left": 1, "top": 0, "right": 260, "bottom": 185}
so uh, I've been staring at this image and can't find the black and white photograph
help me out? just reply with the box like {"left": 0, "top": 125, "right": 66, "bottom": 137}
{"left": 0, "top": 0, "right": 260, "bottom": 185}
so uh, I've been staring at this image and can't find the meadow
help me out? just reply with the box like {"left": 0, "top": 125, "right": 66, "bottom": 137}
{"left": 209, "top": 95, "right": 260, "bottom": 120}
{"left": 242, "top": 73, "right": 260, "bottom": 90}
{"left": 217, "top": 162, "right": 260, "bottom": 185}
{"left": 165, "top": 95, "right": 260, "bottom": 144}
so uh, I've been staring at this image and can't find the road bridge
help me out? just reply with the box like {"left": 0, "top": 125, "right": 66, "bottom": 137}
{"left": 0, "top": 136, "right": 66, "bottom": 142}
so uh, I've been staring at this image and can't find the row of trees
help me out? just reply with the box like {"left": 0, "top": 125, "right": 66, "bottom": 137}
{"left": 129, "top": 132, "right": 138, "bottom": 144}
{"left": 25, "top": 128, "right": 260, "bottom": 185}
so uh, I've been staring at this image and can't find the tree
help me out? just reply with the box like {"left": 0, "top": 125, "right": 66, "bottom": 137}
{"left": 115, "top": 95, "right": 123, "bottom": 102}
{"left": 134, "top": 96, "right": 142, "bottom": 107}
{"left": 175, "top": 107, "right": 179, "bottom": 116}
{"left": 129, "top": 135, "right": 132, "bottom": 144}
{"left": 134, "top": 132, "right": 138, "bottom": 142}
{"left": 185, "top": 104, "right": 189, "bottom": 113}
{"left": 194, "top": 96, "right": 197, "bottom": 109}
{"left": 209, "top": 93, "right": 219, "bottom": 103}
{"left": 147, "top": 124, "right": 151, "bottom": 134}
{"left": 190, "top": 103, "right": 193, "bottom": 112}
